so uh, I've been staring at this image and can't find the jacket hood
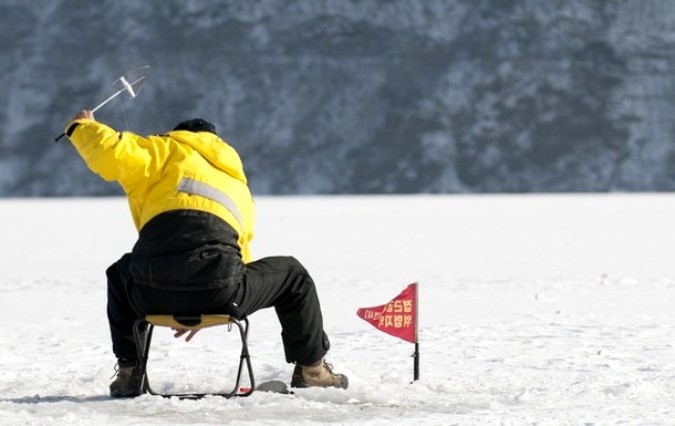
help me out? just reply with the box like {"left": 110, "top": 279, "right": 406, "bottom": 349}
{"left": 167, "top": 130, "right": 247, "bottom": 184}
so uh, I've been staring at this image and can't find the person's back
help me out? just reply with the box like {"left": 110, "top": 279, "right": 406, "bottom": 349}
{"left": 66, "top": 116, "right": 255, "bottom": 258}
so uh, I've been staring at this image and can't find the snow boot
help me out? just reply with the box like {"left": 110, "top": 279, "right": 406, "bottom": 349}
{"left": 290, "top": 359, "right": 348, "bottom": 389}
{"left": 110, "top": 359, "right": 143, "bottom": 398}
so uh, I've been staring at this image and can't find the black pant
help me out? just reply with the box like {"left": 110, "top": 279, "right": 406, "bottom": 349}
{"left": 107, "top": 254, "right": 330, "bottom": 366}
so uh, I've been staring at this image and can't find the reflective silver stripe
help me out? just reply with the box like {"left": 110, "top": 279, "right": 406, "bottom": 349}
{"left": 177, "top": 177, "right": 243, "bottom": 229}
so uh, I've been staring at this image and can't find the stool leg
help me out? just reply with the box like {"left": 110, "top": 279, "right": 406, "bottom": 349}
{"left": 133, "top": 319, "right": 154, "bottom": 395}
{"left": 241, "top": 318, "right": 255, "bottom": 396}
{"left": 230, "top": 318, "right": 255, "bottom": 396}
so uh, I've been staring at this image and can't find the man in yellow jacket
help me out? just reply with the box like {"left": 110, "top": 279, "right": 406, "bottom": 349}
{"left": 65, "top": 110, "right": 348, "bottom": 397}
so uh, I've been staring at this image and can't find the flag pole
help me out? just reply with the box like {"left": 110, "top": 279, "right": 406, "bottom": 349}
{"left": 413, "top": 282, "right": 419, "bottom": 381}
{"left": 413, "top": 342, "right": 419, "bottom": 381}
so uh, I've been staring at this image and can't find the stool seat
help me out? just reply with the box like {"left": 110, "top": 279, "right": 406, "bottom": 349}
{"left": 145, "top": 314, "right": 234, "bottom": 330}
{"left": 133, "top": 314, "right": 255, "bottom": 398}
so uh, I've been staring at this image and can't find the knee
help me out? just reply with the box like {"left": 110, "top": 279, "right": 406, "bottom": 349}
{"left": 284, "top": 256, "right": 312, "bottom": 282}
{"left": 106, "top": 253, "right": 132, "bottom": 285}
{"left": 106, "top": 262, "right": 120, "bottom": 283}
{"left": 284, "top": 256, "right": 307, "bottom": 275}
{"left": 281, "top": 256, "right": 316, "bottom": 290}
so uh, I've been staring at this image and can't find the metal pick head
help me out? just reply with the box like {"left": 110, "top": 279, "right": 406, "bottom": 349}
{"left": 112, "top": 65, "right": 149, "bottom": 99}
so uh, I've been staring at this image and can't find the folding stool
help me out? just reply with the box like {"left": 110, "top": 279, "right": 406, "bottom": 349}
{"left": 133, "top": 314, "right": 255, "bottom": 398}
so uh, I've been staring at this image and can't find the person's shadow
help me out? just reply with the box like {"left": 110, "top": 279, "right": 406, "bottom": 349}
{"left": 0, "top": 395, "right": 110, "bottom": 404}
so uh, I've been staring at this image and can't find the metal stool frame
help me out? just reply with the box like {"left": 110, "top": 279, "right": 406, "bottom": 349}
{"left": 133, "top": 314, "right": 255, "bottom": 398}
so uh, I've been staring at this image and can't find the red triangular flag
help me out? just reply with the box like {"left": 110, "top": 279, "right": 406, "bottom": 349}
{"left": 356, "top": 283, "right": 417, "bottom": 343}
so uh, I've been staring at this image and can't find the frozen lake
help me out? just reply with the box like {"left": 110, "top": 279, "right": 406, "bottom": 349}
{"left": 1, "top": 194, "right": 675, "bottom": 425}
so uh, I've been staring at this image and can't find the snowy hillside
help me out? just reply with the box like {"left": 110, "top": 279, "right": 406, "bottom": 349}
{"left": 3, "top": 1, "right": 675, "bottom": 195}
{"left": 1, "top": 195, "right": 675, "bottom": 424}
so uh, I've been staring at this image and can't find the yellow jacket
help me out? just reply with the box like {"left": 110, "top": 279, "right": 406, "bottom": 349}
{"left": 66, "top": 119, "right": 255, "bottom": 262}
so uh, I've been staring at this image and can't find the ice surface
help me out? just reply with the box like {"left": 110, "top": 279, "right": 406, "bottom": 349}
{"left": 1, "top": 194, "right": 675, "bottom": 425}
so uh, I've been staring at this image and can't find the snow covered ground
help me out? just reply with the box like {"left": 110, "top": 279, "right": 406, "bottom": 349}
{"left": 2, "top": 194, "right": 675, "bottom": 425}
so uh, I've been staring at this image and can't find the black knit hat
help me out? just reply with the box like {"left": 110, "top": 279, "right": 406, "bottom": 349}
{"left": 173, "top": 118, "right": 217, "bottom": 135}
